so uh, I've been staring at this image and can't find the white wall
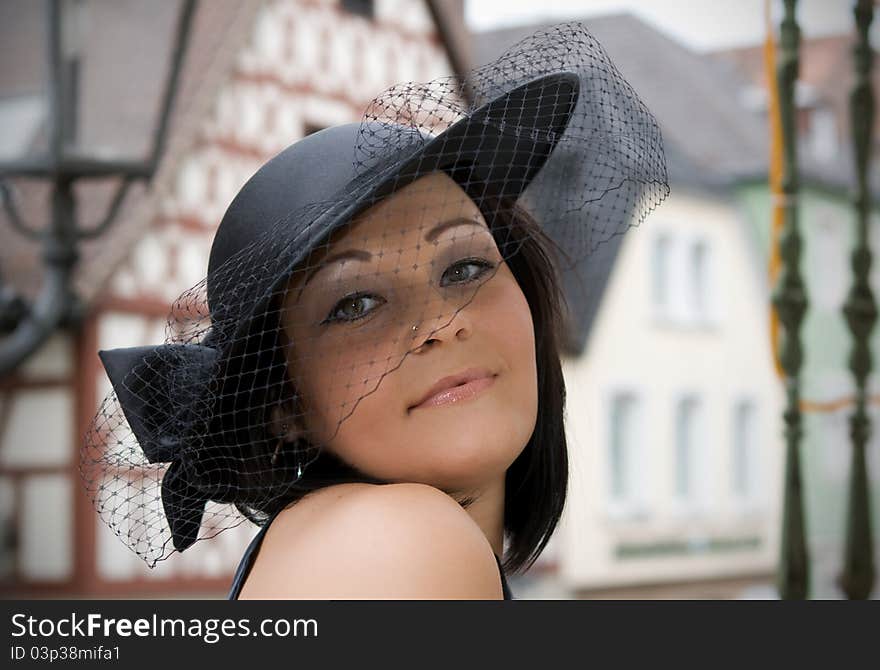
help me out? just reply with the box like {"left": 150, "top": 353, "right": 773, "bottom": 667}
{"left": 0, "top": 334, "right": 76, "bottom": 582}
{"left": 556, "top": 190, "right": 785, "bottom": 590}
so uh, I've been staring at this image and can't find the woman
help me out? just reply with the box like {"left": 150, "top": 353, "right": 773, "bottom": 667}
{"left": 82, "top": 21, "right": 668, "bottom": 599}
{"left": 229, "top": 167, "right": 563, "bottom": 599}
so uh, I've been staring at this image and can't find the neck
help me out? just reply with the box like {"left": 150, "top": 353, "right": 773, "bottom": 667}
{"left": 454, "top": 474, "right": 505, "bottom": 557}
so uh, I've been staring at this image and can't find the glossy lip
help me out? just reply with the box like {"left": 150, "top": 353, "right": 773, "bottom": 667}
{"left": 409, "top": 367, "right": 497, "bottom": 411}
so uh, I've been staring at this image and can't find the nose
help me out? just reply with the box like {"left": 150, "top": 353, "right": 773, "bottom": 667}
{"left": 411, "top": 305, "right": 473, "bottom": 352}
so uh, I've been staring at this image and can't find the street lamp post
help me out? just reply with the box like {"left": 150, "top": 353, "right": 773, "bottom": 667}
{"left": 0, "top": 0, "right": 197, "bottom": 377}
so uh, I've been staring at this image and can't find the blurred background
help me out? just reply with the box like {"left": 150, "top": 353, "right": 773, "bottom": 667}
{"left": 0, "top": 0, "right": 878, "bottom": 599}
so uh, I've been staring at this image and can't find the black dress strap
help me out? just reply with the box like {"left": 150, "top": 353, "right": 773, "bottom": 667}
{"left": 495, "top": 554, "right": 514, "bottom": 600}
{"left": 227, "top": 510, "right": 514, "bottom": 600}
{"left": 227, "top": 508, "right": 283, "bottom": 600}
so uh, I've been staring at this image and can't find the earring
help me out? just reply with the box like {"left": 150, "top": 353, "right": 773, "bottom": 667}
{"left": 271, "top": 422, "right": 288, "bottom": 465}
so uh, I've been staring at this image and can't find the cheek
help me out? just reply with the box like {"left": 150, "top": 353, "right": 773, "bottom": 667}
{"left": 486, "top": 274, "right": 536, "bottom": 371}
{"left": 287, "top": 336, "right": 402, "bottom": 446}
{"left": 480, "top": 273, "right": 539, "bottom": 441}
{"left": 325, "top": 383, "right": 407, "bottom": 475}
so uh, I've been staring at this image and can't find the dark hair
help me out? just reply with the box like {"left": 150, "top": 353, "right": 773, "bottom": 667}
{"left": 221, "top": 196, "right": 570, "bottom": 576}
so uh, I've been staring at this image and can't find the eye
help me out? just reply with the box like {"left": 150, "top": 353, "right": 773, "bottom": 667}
{"left": 319, "top": 258, "right": 495, "bottom": 326}
{"left": 440, "top": 258, "right": 496, "bottom": 287}
{"left": 322, "top": 292, "right": 386, "bottom": 324}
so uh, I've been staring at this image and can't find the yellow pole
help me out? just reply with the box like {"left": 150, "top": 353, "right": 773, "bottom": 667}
{"left": 766, "top": 0, "right": 786, "bottom": 379}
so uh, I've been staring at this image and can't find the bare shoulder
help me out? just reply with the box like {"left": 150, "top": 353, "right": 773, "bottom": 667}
{"left": 240, "top": 483, "right": 503, "bottom": 599}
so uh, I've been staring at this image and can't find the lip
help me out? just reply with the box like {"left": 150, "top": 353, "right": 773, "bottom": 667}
{"left": 409, "top": 367, "right": 497, "bottom": 411}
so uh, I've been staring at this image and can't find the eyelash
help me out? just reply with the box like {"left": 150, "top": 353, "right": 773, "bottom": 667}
{"left": 320, "top": 257, "right": 497, "bottom": 325}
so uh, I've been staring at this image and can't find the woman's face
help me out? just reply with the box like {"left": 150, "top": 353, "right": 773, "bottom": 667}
{"left": 279, "top": 171, "right": 538, "bottom": 493}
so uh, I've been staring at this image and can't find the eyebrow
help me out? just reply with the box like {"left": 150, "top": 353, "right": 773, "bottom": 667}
{"left": 302, "top": 217, "right": 486, "bottom": 287}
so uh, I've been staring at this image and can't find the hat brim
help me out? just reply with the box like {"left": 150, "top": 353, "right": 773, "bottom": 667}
{"left": 225, "top": 71, "right": 579, "bottom": 345}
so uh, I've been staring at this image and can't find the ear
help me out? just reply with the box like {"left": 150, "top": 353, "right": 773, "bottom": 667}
{"left": 268, "top": 391, "right": 306, "bottom": 442}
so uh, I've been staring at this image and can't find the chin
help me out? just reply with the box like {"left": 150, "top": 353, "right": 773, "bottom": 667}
{"left": 414, "top": 398, "right": 532, "bottom": 444}
{"left": 420, "top": 425, "right": 526, "bottom": 482}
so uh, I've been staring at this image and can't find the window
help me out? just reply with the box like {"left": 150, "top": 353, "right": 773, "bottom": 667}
{"left": 810, "top": 212, "right": 845, "bottom": 310}
{"left": 674, "top": 396, "right": 703, "bottom": 508}
{"left": 608, "top": 393, "right": 644, "bottom": 515}
{"left": 732, "top": 400, "right": 757, "bottom": 502}
{"left": 870, "top": 406, "right": 880, "bottom": 487}
{"left": 340, "top": 0, "right": 373, "bottom": 19}
{"left": 809, "top": 106, "right": 838, "bottom": 163}
{"left": 651, "top": 234, "right": 715, "bottom": 325}
{"left": 610, "top": 395, "right": 634, "bottom": 501}
{"left": 689, "top": 240, "right": 709, "bottom": 319}
{"left": 652, "top": 234, "right": 671, "bottom": 311}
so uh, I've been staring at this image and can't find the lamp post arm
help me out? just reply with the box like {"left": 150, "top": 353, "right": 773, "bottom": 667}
{"left": 0, "top": 253, "right": 72, "bottom": 377}
{"left": 0, "top": 180, "right": 79, "bottom": 376}
{"left": 148, "top": 0, "right": 197, "bottom": 175}
{"left": 76, "top": 176, "right": 134, "bottom": 239}
{"left": 0, "top": 182, "right": 43, "bottom": 241}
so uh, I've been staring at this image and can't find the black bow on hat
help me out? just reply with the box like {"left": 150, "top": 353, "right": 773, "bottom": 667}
{"left": 98, "top": 343, "right": 219, "bottom": 551}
